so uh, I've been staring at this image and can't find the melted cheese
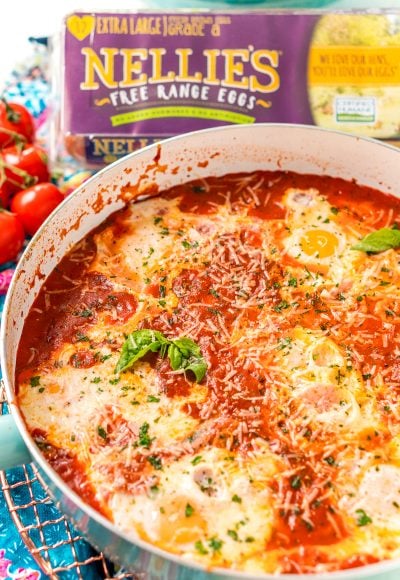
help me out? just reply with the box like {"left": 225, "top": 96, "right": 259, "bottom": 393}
{"left": 17, "top": 171, "right": 400, "bottom": 575}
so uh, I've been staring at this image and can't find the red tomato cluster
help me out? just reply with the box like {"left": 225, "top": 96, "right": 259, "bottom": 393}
{"left": 0, "top": 99, "right": 64, "bottom": 265}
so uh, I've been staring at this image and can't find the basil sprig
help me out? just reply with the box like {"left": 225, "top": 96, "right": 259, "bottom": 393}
{"left": 115, "top": 329, "right": 207, "bottom": 382}
{"left": 352, "top": 226, "right": 400, "bottom": 253}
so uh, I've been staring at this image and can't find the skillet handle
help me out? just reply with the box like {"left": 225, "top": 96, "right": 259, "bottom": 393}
{"left": 0, "top": 414, "right": 32, "bottom": 470}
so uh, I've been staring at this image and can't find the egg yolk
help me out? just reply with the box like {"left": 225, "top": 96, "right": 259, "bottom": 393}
{"left": 300, "top": 229, "right": 339, "bottom": 258}
{"left": 155, "top": 498, "right": 208, "bottom": 548}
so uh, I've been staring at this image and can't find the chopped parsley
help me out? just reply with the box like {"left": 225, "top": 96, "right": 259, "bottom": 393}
{"left": 324, "top": 456, "right": 336, "bottom": 466}
{"left": 227, "top": 529, "right": 239, "bottom": 541}
{"left": 97, "top": 425, "right": 107, "bottom": 440}
{"left": 208, "top": 537, "right": 223, "bottom": 552}
{"left": 30, "top": 376, "right": 41, "bottom": 387}
{"left": 138, "top": 422, "right": 153, "bottom": 448}
{"left": 185, "top": 503, "right": 194, "bottom": 517}
{"left": 198, "top": 477, "right": 215, "bottom": 494}
{"left": 147, "top": 395, "right": 160, "bottom": 403}
{"left": 232, "top": 494, "right": 242, "bottom": 503}
{"left": 355, "top": 509, "right": 372, "bottom": 526}
{"left": 288, "top": 277, "right": 298, "bottom": 287}
{"left": 153, "top": 216, "right": 162, "bottom": 225}
{"left": 75, "top": 309, "right": 93, "bottom": 318}
{"left": 191, "top": 455, "right": 203, "bottom": 465}
{"left": 330, "top": 207, "right": 339, "bottom": 215}
{"left": 277, "top": 337, "right": 292, "bottom": 351}
{"left": 290, "top": 475, "right": 302, "bottom": 489}
{"left": 273, "top": 300, "right": 290, "bottom": 313}
{"left": 147, "top": 455, "right": 162, "bottom": 470}
{"left": 182, "top": 240, "right": 199, "bottom": 250}
{"left": 194, "top": 540, "right": 208, "bottom": 555}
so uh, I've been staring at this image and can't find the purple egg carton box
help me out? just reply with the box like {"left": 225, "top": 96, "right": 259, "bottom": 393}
{"left": 58, "top": 10, "right": 400, "bottom": 167}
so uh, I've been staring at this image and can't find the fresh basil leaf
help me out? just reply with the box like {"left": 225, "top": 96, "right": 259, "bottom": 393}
{"left": 168, "top": 343, "right": 183, "bottom": 370}
{"left": 185, "top": 358, "right": 208, "bottom": 383}
{"left": 115, "top": 329, "right": 207, "bottom": 382}
{"left": 172, "top": 337, "right": 201, "bottom": 358}
{"left": 352, "top": 227, "right": 400, "bottom": 253}
{"left": 159, "top": 341, "right": 169, "bottom": 358}
{"left": 115, "top": 329, "right": 168, "bottom": 373}
{"left": 169, "top": 338, "right": 207, "bottom": 382}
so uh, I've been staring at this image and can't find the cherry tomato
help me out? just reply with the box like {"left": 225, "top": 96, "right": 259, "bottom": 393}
{"left": 10, "top": 182, "right": 64, "bottom": 236}
{"left": 0, "top": 211, "right": 25, "bottom": 264}
{"left": 0, "top": 180, "right": 13, "bottom": 208}
{"left": 0, "top": 100, "right": 35, "bottom": 148}
{"left": 1, "top": 144, "right": 49, "bottom": 192}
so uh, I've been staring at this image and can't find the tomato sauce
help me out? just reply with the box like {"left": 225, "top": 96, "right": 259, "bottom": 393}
{"left": 268, "top": 500, "right": 346, "bottom": 549}
{"left": 17, "top": 247, "right": 137, "bottom": 375}
{"left": 163, "top": 171, "right": 400, "bottom": 225}
{"left": 31, "top": 429, "right": 109, "bottom": 518}
{"left": 156, "top": 357, "right": 192, "bottom": 397}
{"left": 69, "top": 350, "right": 99, "bottom": 369}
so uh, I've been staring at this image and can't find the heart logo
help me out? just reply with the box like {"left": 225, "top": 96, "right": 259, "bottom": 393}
{"left": 66, "top": 15, "right": 95, "bottom": 41}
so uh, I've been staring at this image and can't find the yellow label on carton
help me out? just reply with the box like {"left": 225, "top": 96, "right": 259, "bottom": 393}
{"left": 309, "top": 46, "right": 400, "bottom": 86}
{"left": 308, "top": 46, "right": 400, "bottom": 86}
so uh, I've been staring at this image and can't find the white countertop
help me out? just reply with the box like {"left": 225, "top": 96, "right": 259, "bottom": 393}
{"left": 0, "top": 1, "right": 148, "bottom": 89}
